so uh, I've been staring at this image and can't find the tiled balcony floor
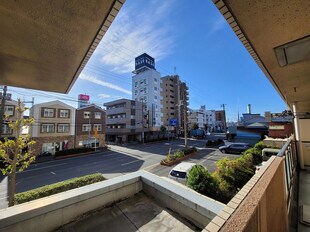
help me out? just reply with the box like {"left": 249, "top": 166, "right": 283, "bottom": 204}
{"left": 299, "top": 170, "right": 310, "bottom": 232}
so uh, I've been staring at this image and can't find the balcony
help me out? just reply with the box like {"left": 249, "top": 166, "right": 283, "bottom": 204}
{"left": 203, "top": 135, "right": 300, "bottom": 231}
{"left": 0, "top": 172, "right": 224, "bottom": 232}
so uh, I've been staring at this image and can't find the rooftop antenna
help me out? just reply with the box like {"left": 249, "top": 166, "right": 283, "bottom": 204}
{"left": 174, "top": 66, "right": 177, "bottom": 75}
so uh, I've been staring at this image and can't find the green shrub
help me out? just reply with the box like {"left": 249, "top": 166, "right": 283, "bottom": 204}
{"left": 55, "top": 147, "right": 95, "bottom": 156}
{"left": 174, "top": 150, "right": 185, "bottom": 159}
{"left": 14, "top": 173, "right": 105, "bottom": 204}
{"left": 183, "top": 147, "right": 197, "bottom": 155}
{"left": 244, "top": 148, "right": 263, "bottom": 165}
{"left": 254, "top": 141, "right": 268, "bottom": 150}
{"left": 187, "top": 141, "right": 267, "bottom": 204}
{"left": 187, "top": 165, "right": 218, "bottom": 199}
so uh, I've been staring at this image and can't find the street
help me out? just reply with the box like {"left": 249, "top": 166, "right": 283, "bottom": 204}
{"left": 0, "top": 136, "right": 239, "bottom": 208}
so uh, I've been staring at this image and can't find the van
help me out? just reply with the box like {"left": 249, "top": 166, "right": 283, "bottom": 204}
{"left": 168, "top": 162, "right": 196, "bottom": 184}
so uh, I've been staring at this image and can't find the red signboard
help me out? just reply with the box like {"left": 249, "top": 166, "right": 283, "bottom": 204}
{"left": 78, "top": 94, "right": 90, "bottom": 101}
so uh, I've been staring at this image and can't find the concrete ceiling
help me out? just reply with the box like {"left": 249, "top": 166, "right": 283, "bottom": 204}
{"left": 0, "top": 0, "right": 124, "bottom": 93}
{"left": 213, "top": 0, "right": 310, "bottom": 114}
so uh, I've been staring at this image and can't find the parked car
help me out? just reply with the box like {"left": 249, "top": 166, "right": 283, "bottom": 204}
{"left": 168, "top": 162, "right": 196, "bottom": 184}
{"left": 38, "top": 151, "right": 52, "bottom": 157}
{"left": 219, "top": 143, "right": 251, "bottom": 154}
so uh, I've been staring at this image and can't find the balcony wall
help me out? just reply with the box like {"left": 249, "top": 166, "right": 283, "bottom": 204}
{"left": 0, "top": 172, "right": 224, "bottom": 232}
{"left": 205, "top": 136, "right": 297, "bottom": 231}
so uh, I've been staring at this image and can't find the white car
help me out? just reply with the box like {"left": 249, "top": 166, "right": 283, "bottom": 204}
{"left": 168, "top": 162, "right": 196, "bottom": 184}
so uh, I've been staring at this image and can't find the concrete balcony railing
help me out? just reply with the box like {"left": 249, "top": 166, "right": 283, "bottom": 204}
{"left": 205, "top": 135, "right": 297, "bottom": 231}
{"left": 0, "top": 172, "right": 224, "bottom": 232}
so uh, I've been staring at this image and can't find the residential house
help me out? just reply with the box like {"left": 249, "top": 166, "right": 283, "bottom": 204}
{"left": 265, "top": 111, "right": 294, "bottom": 138}
{"left": 75, "top": 104, "right": 106, "bottom": 148}
{"left": 30, "top": 100, "right": 75, "bottom": 155}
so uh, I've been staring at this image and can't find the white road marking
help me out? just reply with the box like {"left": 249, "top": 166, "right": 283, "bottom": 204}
{"left": 51, "top": 172, "right": 56, "bottom": 175}
{"left": 20, "top": 163, "right": 67, "bottom": 173}
{"left": 121, "top": 160, "right": 142, "bottom": 166}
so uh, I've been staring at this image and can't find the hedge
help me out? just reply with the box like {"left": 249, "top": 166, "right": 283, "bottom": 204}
{"left": 15, "top": 173, "right": 105, "bottom": 204}
{"left": 55, "top": 147, "right": 95, "bottom": 157}
{"left": 187, "top": 141, "right": 268, "bottom": 204}
{"left": 162, "top": 147, "right": 197, "bottom": 163}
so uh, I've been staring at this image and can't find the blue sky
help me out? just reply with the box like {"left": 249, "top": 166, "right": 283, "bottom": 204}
{"left": 10, "top": 0, "right": 287, "bottom": 121}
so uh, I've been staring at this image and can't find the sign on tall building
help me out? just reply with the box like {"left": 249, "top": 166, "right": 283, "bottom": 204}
{"left": 78, "top": 94, "right": 90, "bottom": 108}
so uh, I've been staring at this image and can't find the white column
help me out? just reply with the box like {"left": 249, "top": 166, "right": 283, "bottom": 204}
{"left": 292, "top": 103, "right": 304, "bottom": 169}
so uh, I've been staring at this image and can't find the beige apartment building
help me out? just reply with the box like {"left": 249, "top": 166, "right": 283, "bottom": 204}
{"left": 104, "top": 99, "right": 143, "bottom": 144}
{"left": 161, "top": 75, "right": 189, "bottom": 135}
{"left": 30, "top": 100, "right": 76, "bottom": 155}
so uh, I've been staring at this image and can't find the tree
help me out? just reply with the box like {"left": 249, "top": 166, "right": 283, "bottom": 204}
{"left": 0, "top": 99, "right": 36, "bottom": 206}
{"left": 191, "top": 122, "right": 199, "bottom": 130}
{"left": 160, "top": 125, "right": 167, "bottom": 137}
{"left": 187, "top": 165, "right": 218, "bottom": 199}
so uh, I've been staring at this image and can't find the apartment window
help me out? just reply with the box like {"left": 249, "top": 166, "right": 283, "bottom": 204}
{"left": 95, "top": 112, "right": 101, "bottom": 119}
{"left": 155, "top": 96, "right": 158, "bottom": 100}
{"left": 4, "top": 106, "right": 14, "bottom": 116}
{"left": 58, "top": 123, "right": 69, "bottom": 133}
{"left": 41, "top": 124, "right": 55, "bottom": 133}
{"left": 154, "top": 87, "right": 158, "bottom": 91}
{"left": 59, "top": 109, "right": 69, "bottom": 118}
{"left": 82, "top": 124, "right": 91, "bottom": 132}
{"left": 2, "top": 124, "right": 12, "bottom": 134}
{"left": 84, "top": 111, "right": 90, "bottom": 119}
{"left": 154, "top": 78, "right": 157, "bottom": 82}
{"left": 135, "top": 82, "right": 138, "bottom": 87}
{"left": 135, "top": 90, "right": 138, "bottom": 95}
{"left": 94, "top": 124, "right": 102, "bottom": 131}
{"left": 43, "top": 108, "right": 54, "bottom": 118}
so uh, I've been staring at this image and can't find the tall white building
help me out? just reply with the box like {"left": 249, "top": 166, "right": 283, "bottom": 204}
{"left": 206, "top": 110, "right": 216, "bottom": 132}
{"left": 132, "top": 53, "right": 163, "bottom": 128}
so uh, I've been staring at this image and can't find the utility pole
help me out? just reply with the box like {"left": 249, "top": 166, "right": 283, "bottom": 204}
{"left": 184, "top": 99, "right": 188, "bottom": 148}
{"left": 141, "top": 99, "right": 144, "bottom": 144}
{"left": 23, "top": 97, "right": 35, "bottom": 108}
{"left": 0, "top": 86, "right": 8, "bottom": 138}
{"left": 220, "top": 104, "right": 227, "bottom": 132}
{"left": 88, "top": 112, "right": 91, "bottom": 147}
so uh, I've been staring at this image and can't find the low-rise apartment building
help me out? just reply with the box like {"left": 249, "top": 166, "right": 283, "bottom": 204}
{"left": 30, "top": 100, "right": 75, "bottom": 155}
{"left": 75, "top": 105, "right": 106, "bottom": 148}
{"left": 0, "top": 97, "right": 20, "bottom": 140}
{"left": 104, "top": 99, "right": 143, "bottom": 143}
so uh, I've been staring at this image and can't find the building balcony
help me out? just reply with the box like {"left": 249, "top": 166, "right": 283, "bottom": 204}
{"left": 0, "top": 172, "right": 224, "bottom": 232}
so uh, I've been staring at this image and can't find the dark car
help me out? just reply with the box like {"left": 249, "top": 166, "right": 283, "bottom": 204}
{"left": 219, "top": 143, "right": 251, "bottom": 154}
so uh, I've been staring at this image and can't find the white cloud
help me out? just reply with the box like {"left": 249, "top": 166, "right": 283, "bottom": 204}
{"left": 79, "top": 74, "right": 131, "bottom": 95}
{"left": 210, "top": 17, "right": 227, "bottom": 34}
{"left": 94, "top": 1, "right": 176, "bottom": 74}
{"left": 98, "top": 93, "right": 125, "bottom": 100}
{"left": 98, "top": 93, "right": 111, "bottom": 99}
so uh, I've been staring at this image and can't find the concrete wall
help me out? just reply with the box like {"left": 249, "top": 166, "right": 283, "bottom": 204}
{"left": 0, "top": 174, "right": 142, "bottom": 232}
{"left": 0, "top": 171, "right": 225, "bottom": 232}
{"left": 205, "top": 156, "right": 288, "bottom": 232}
{"left": 141, "top": 173, "right": 225, "bottom": 229}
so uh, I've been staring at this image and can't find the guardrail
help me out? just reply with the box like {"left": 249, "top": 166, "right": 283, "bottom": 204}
{"left": 276, "top": 135, "right": 296, "bottom": 211}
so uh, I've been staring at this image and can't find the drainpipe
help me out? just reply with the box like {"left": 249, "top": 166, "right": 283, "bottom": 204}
{"left": 292, "top": 103, "right": 303, "bottom": 169}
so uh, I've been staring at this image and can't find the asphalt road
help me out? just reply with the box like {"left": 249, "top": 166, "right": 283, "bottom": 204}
{"left": 0, "top": 135, "right": 240, "bottom": 208}
{"left": 14, "top": 139, "right": 206, "bottom": 193}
